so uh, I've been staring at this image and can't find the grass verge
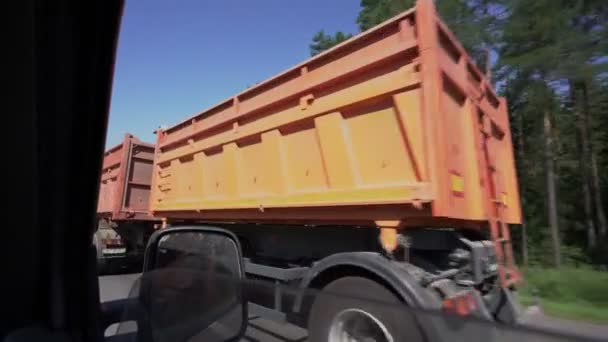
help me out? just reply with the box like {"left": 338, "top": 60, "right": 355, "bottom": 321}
{"left": 518, "top": 267, "right": 608, "bottom": 324}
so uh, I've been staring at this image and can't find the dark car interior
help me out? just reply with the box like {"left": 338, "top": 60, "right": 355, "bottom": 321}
{"left": 4, "top": 0, "right": 124, "bottom": 341}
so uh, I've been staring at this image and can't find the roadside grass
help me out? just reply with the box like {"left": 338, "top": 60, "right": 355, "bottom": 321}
{"left": 518, "top": 267, "right": 608, "bottom": 324}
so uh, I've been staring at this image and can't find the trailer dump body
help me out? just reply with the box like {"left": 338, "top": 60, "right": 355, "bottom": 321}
{"left": 147, "top": 1, "right": 523, "bottom": 324}
{"left": 98, "top": 134, "right": 156, "bottom": 221}
{"left": 150, "top": 3, "right": 521, "bottom": 230}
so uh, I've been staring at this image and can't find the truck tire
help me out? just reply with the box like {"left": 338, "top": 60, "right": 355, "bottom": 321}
{"left": 308, "top": 277, "right": 423, "bottom": 342}
{"left": 97, "top": 258, "right": 108, "bottom": 275}
{"left": 93, "top": 231, "right": 107, "bottom": 274}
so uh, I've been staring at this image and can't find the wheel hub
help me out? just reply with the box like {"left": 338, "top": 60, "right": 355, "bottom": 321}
{"left": 329, "top": 308, "right": 394, "bottom": 342}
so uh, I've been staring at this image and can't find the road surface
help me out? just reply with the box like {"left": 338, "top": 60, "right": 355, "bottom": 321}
{"left": 520, "top": 306, "right": 608, "bottom": 341}
{"left": 100, "top": 273, "right": 606, "bottom": 341}
{"left": 99, "top": 273, "right": 308, "bottom": 341}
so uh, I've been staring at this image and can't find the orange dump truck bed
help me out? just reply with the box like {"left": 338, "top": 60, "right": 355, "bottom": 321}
{"left": 98, "top": 134, "right": 156, "bottom": 221}
{"left": 150, "top": 0, "right": 521, "bottom": 230}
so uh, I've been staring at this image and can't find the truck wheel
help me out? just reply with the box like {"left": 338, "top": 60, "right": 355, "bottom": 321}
{"left": 308, "top": 277, "right": 423, "bottom": 342}
{"left": 93, "top": 231, "right": 107, "bottom": 274}
{"left": 97, "top": 258, "right": 108, "bottom": 275}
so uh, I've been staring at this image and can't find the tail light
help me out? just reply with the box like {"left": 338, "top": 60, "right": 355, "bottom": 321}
{"left": 442, "top": 292, "right": 477, "bottom": 316}
{"left": 102, "top": 237, "right": 123, "bottom": 246}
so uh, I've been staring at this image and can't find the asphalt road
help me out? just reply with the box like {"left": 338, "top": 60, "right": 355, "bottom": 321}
{"left": 99, "top": 273, "right": 607, "bottom": 341}
{"left": 519, "top": 306, "right": 608, "bottom": 341}
{"left": 99, "top": 273, "right": 308, "bottom": 341}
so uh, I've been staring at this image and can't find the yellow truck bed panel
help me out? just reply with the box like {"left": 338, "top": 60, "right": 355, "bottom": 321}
{"left": 150, "top": 0, "right": 521, "bottom": 229}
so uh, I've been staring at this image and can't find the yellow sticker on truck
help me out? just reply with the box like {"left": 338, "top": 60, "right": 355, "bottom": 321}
{"left": 450, "top": 170, "right": 464, "bottom": 197}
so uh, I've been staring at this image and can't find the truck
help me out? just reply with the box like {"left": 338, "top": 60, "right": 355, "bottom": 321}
{"left": 95, "top": 133, "right": 158, "bottom": 273}
{"left": 148, "top": 0, "right": 523, "bottom": 339}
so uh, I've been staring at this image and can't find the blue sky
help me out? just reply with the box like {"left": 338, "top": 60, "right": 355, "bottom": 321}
{"left": 107, "top": 0, "right": 360, "bottom": 147}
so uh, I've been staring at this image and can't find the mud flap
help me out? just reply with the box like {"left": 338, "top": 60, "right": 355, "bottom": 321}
{"left": 494, "top": 288, "right": 523, "bottom": 325}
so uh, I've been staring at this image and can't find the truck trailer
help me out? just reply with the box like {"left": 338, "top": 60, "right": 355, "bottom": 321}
{"left": 95, "top": 133, "right": 158, "bottom": 273}
{"left": 149, "top": 0, "right": 523, "bottom": 339}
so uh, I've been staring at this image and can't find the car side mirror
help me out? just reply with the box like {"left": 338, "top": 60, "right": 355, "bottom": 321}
{"left": 137, "top": 226, "right": 247, "bottom": 342}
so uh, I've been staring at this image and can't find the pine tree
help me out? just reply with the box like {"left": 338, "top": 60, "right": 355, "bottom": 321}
{"left": 309, "top": 30, "right": 353, "bottom": 56}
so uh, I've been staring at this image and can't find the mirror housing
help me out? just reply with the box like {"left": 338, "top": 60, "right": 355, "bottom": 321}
{"left": 138, "top": 226, "right": 247, "bottom": 342}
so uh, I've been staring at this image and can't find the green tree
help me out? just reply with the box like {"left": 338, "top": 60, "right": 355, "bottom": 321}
{"left": 312, "top": 0, "right": 499, "bottom": 66}
{"left": 498, "top": 0, "right": 608, "bottom": 266}
{"left": 590, "top": 80, "right": 608, "bottom": 241}
{"left": 309, "top": 30, "right": 352, "bottom": 56}
{"left": 357, "top": 0, "right": 414, "bottom": 31}
{"left": 498, "top": 0, "right": 578, "bottom": 267}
